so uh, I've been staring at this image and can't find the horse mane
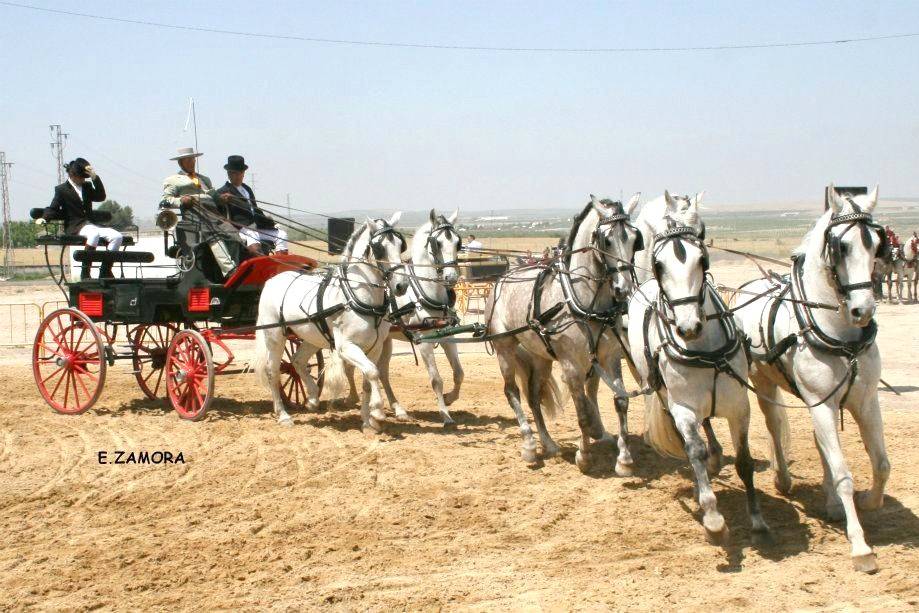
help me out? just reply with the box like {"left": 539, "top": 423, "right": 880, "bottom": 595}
{"left": 564, "top": 201, "right": 619, "bottom": 266}
{"left": 793, "top": 209, "right": 834, "bottom": 258}
{"left": 341, "top": 220, "right": 382, "bottom": 260}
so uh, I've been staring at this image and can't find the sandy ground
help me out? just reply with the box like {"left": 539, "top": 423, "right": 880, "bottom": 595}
{"left": 2, "top": 260, "right": 919, "bottom": 610}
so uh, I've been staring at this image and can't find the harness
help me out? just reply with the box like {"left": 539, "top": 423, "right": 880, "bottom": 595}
{"left": 640, "top": 224, "right": 746, "bottom": 417}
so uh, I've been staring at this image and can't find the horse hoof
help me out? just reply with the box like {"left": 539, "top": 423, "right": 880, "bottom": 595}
{"left": 442, "top": 419, "right": 457, "bottom": 430}
{"left": 706, "top": 456, "right": 723, "bottom": 478}
{"left": 575, "top": 450, "right": 591, "bottom": 473}
{"left": 852, "top": 552, "right": 879, "bottom": 574}
{"left": 306, "top": 398, "right": 320, "bottom": 410}
{"left": 521, "top": 443, "right": 539, "bottom": 465}
{"left": 856, "top": 491, "right": 884, "bottom": 511}
{"left": 750, "top": 515, "right": 770, "bottom": 534}
{"left": 774, "top": 473, "right": 793, "bottom": 496}
{"left": 394, "top": 411, "right": 412, "bottom": 422}
{"left": 542, "top": 443, "right": 560, "bottom": 458}
{"left": 370, "top": 408, "right": 386, "bottom": 422}
{"left": 278, "top": 416, "right": 294, "bottom": 427}
{"left": 615, "top": 461, "right": 634, "bottom": 477}
{"left": 703, "top": 516, "right": 728, "bottom": 545}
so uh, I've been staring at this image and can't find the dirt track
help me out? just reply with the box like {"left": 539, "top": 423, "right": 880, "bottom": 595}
{"left": 2, "top": 262, "right": 919, "bottom": 610}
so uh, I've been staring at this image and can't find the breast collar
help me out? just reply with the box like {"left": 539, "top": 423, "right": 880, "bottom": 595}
{"left": 790, "top": 255, "right": 877, "bottom": 358}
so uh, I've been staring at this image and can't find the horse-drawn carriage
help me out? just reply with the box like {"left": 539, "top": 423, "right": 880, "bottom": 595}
{"left": 29, "top": 206, "right": 324, "bottom": 420}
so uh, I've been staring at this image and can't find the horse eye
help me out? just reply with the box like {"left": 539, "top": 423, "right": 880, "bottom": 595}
{"left": 839, "top": 243, "right": 849, "bottom": 256}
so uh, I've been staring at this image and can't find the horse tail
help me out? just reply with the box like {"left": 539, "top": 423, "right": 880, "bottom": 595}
{"left": 513, "top": 347, "right": 567, "bottom": 419}
{"left": 643, "top": 393, "right": 687, "bottom": 459}
{"left": 322, "top": 347, "right": 350, "bottom": 400}
{"left": 762, "top": 395, "right": 792, "bottom": 465}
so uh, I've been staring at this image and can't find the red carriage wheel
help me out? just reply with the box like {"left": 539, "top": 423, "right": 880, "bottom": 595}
{"left": 132, "top": 323, "right": 179, "bottom": 400}
{"left": 165, "top": 330, "right": 214, "bottom": 421}
{"left": 278, "top": 339, "right": 325, "bottom": 409}
{"left": 32, "top": 308, "right": 107, "bottom": 415}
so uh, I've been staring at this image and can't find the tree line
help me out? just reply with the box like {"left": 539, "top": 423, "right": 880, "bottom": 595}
{"left": 4, "top": 200, "right": 134, "bottom": 248}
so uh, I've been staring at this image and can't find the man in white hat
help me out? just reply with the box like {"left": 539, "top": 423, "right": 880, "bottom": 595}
{"left": 160, "top": 147, "right": 238, "bottom": 277}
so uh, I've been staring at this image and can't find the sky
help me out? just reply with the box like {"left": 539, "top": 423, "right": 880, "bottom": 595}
{"left": 1, "top": 0, "right": 918, "bottom": 220}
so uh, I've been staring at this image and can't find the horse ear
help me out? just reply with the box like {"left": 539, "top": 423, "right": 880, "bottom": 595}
{"left": 589, "top": 194, "right": 608, "bottom": 216}
{"left": 625, "top": 192, "right": 641, "bottom": 215}
{"left": 693, "top": 191, "right": 705, "bottom": 209}
{"left": 664, "top": 190, "right": 678, "bottom": 212}
{"left": 827, "top": 184, "right": 843, "bottom": 214}
{"left": 865, "top": 184, "right": 879, "bottom": 213}
{"left": 429, "top": 208, "right": 437, "bottom": 224}
{"left": 447, "top": 208, "right": 459, "bottom": 224}
{"left": 389, "top": 211, "right": 402, "bottom": 226}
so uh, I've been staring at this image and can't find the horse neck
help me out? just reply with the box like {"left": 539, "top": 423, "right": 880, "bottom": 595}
{"left": 800, "top": 248, "right": 863, "bottom": 342}
{"left": 568, "top": 213, "right": 611, "bottom": 306}
{"left": 411, "top": 233, "right": 447, "bottom": 304}
{"left": 634, "top": 220, "right": 654, "bottom": 284}
{"left": 342, "top": 240, "right": 386, "bottom": 304}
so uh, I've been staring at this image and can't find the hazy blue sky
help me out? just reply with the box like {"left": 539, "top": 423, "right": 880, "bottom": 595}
{"left": 1, "top": 0, "right": 918, "bottom": 219}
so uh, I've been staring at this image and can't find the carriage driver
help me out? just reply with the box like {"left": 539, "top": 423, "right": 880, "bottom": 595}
{"left": 37, "top": 158, "right": 124, "bottom": 279}
{"left": 160, "top": 147, "right": 241, "bottom": 277}
{"left": 215, "top": 155, "right": 288, "bottom": 255}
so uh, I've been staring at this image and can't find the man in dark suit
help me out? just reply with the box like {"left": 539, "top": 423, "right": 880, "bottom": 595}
{"left": 215, "top": 155, "right": 288, "bottom": 255}
{"left": 37, "top": 158, "right": 123, "bottom": 279}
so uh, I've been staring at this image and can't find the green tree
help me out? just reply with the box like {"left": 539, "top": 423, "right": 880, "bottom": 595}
{"left": 97, "top": 200, "right": 135, "bottom": 230}
{"left": 8, "top": 220, "right": 40, "bottom": 248}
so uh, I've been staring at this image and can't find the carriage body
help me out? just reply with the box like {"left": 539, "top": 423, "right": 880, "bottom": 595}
{"left": 31, "top": 209, "right": 324, "bottom": 420}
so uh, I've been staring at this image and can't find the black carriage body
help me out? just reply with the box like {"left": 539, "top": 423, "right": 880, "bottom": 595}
{"left": 66, "top": 268, "right": 263, "bottom": 327}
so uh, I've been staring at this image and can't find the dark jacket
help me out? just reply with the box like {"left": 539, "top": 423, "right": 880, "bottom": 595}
{"left": 215, "top": 182, "right": 276, "bottom": 230}
{"left": 43, "top": 177, "right": 107, "bottom": 235}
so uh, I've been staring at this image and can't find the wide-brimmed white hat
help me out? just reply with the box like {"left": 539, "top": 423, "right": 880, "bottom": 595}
{"left": 170, "top": 147, "right": 204, "bottom": 161}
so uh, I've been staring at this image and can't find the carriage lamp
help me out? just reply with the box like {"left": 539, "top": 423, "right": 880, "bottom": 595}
{"left": 187, "top": 287, "right": 211, "bottom": 313}
{"left": 77, "top": 292, "right": 104, "bottom": 317}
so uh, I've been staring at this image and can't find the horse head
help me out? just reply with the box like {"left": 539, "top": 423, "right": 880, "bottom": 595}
{"left": 588, "top": 193, "right": 642, "bottom": 301}
{"left": 651, "top": 191, "right": 709, "bottom": 340}
{"left": 820, "top": 184, "right": 882, "bottom": 326}
{"left": 417, "top": 208, "right": 461, "bottom": 287}
{"left": 351, "top": 212, "right": 408, "bottom": 297}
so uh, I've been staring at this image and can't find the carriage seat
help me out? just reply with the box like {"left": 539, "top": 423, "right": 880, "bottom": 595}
{"left": 30, "top": 208, "right": 133, "bottom": 247}
{"left": 73, "top": 249, "right": 154, "bottom": 264}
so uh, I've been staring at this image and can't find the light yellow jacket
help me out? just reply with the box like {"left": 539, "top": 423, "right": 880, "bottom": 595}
{"left": 160, "top": 171, "right": 219, "bottom": 209}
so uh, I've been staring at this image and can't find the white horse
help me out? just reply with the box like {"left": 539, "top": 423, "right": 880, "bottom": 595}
{"left": 486, "top": 195, "right": 641, "bottom": 472}
{"left": 252, "top": 214, "right": 408, "bottom": 431}
{"left": 361, "top": 209, "right": 465, "bottom": 426}
{"left": 881, "top": 245, "right": 906, "bottom": 303}
{"left": 734, "top": 185, "right": 889, "bottom": 572}
{"left": 901, "top": 232, "right": 919, "bottom": 302}
{"left": 628, "top": 191, "right": 769, "bottom": 541}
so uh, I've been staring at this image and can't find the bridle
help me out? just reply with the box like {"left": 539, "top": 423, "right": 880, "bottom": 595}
{"left": 425, "top": 220, "right": 462, "bottom": 278}
{"left": 364, "top": 223, "right": 408, "bottom": 282}
{"left": 592, "top": 202, "right": 644, "bottom": 281}
{"left": 651, "top": 224, "right": 710, "bottom": 310}
{"left": 821, "top": 208, "right": 887, "bottom": 300}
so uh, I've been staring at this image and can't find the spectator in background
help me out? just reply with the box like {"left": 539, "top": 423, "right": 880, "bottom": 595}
{"left": 465, "top": 234, "right": 483, "bottom": 252}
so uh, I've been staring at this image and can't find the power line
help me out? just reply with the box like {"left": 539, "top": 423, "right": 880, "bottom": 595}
{"left": 2, "top": 1, "right": 918, "bottom": 53}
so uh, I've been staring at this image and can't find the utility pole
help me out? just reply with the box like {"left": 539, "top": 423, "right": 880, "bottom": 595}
{"left": 49, "top": 124, "right": 68, "bottom": 183}
{"left": 286, "top": 193, "right": 291, "bottom": 218}
{"left": 0, "top": 152, "right": 13, "bottom": 278}
{"left": 248, "top": 172, "right": 257, "bottom": 189}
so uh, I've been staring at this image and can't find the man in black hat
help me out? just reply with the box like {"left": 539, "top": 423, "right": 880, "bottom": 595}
{"left": 37, "top": 158, "right": 124, "bottom": 279}
{"left": 215, "top": 155, "right": 288, "bottom": 255}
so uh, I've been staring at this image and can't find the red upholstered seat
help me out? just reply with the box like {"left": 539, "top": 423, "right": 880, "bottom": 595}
{"left": 223, "top": 254, "right": 319, "bottom": 289}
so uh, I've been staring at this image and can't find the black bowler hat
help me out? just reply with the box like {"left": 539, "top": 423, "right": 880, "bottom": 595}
{"left": 224, "top": 155, "right": 249, "bottom": 171}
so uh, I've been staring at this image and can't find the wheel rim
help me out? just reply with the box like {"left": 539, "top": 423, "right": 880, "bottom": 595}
{"left": 166, "top": 330, "right": 214, "bottom": 420}
{"left": 278, "top": 340, "right": 325, "bottom": 409}
{"left": 133, "top": 323, "right": 179, "bottom": 400}
{"left": 33, "top": 309, "right": 107, "bottom": 415}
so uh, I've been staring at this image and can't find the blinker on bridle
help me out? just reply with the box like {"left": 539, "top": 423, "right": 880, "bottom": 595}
{"left": 426, "top": 221, "right": 462, "bottom": 277}
{"left": 593, "top": 206, "right": 644, "bottom": 275}
{"left": 365, "top": 224, "right": 407, "bottom": 281}
{"left": 822, "top": 207, "right": 887, "bottom": 298}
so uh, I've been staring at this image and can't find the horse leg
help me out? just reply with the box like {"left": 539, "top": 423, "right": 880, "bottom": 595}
{"left": 727, "top": 397, "right": 769, "bottom": 533}
{"left": 418, "top": 342, "right": 453, "bottom": 427}
{"left": 291, "top": 342, "right": 321, "bottom": 410}
{"left": 585, "top": 372, "right": 612, "bottom": 441}
{"left": 752, "top": 376, "right": 793, "bottom": 495}
{"left": 701, "top": 418, "right": 724, "bottom": 477}
{"left": 850, "top": 393, "right": 890, "bottom": 511}
{"left": 345, "top": 362, "right": 360, "bottom": 405}
{"left": 527, "top": 356, "right": 560, "bottom": 458}
{"left": 602, "top": 359, "right": 635, "bottom": 476}
{"left": 670, "top": 403, "right": 726, "bottom": 540}
{"left": 337, "top": 340, "right": 386, "bottom": 432}
{"left": 493, "top": 339, "right": 538, "bottom": 464}
{"left": 557, "top": 360, "right": 604, "bottom": 473}
{"left": 378, "top": 337, "right": 409, "bottom": 420}
{"left": 809, "top": 402, "right": 877, "bottom": 572}
{"left": 441, "top": 341, "right": 464, "bottom": 406}
{"left": 262, "top": 328, "right": 293, "bottom": 426}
